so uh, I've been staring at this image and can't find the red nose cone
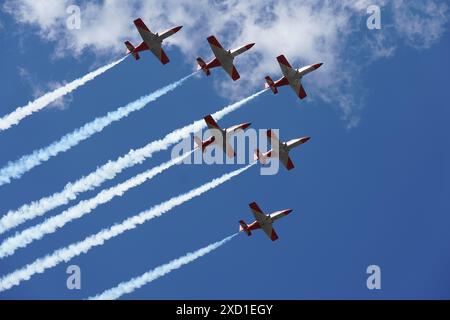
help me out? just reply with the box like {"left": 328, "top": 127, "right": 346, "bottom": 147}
{"left": 246, "top": 43, "right": 256, "bottom": 50}
{"left": 313, "top": 63, "right": 323, "bottom": 69}
{"left": 303, "top": 136, "right": 311, "bottom": 143}
{"left": 172, "top": 26, "right": 183, "bottom": 33}
{"left": 242, "top": 122, "right": 251, "bottom": 130}
{"left": 284, "top": 209, "right": 293, "bottom": 215}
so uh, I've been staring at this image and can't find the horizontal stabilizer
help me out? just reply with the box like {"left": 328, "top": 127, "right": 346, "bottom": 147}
{"left": 264, "top": 76, "right": 278, "bottom": 94}
{"left": 124, "top": 41, "right": 140, "bottom": 60}
{"left": 239, "top": 220, "right": 252, "bottom": 236}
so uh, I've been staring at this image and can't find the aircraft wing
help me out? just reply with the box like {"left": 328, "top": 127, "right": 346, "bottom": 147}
{"left": 226, "top": 124, "right": 246, "bottom": 134}
{"left": 277, "top": 55, "right": 294, "bottom": 78}
{"left": 134, "top": 18, "right": 154, "bottom": 43}
{"left": 149, "top": 43, "right": 170, "bottom": 65}
{"left": 288, "top": 80, "right": 307, "bottom": 99}
{"left": 207, "top": 36, "right": 240, "bottom": 80}
{"left": 262, "top": 225, "right": 279, "bottom": 241}
{"left": 204, "top": 115, "right": 221, "bottom": 130}
{"left": 214, "top": 141, "right": 235, "bottom": 158}
{"left": 249, "top": 202, "right": 269, "bottom": 224}
{"left": 279, "top": 152, "right": 295, "bottom": 170}
{"left": 267, "top": 129, "right": 283, "bottom": 150}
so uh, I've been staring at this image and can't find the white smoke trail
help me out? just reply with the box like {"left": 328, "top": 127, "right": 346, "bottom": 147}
{"left": 0, "top": 164, "right": 254, "bottom": 291}
{"left": 0, "top": 57, "right": 126, "bottom": 132}
{"left": 0, "top": 151, "right": 194, "bottom": 258}
{"left": 0, "top": 89, "right": 266, "bottom": 234}
{"left": 90, "top": 234, "right": 238, "bottom": 300}
{"left": 0, "top": 73, "right": 195, "bottom": 186}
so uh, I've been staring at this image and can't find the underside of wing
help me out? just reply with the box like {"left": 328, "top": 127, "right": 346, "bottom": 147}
{"left": 204, "top": 115, "right": 220, "bottom": 130}
{"left": 224, "top": 142, "right": 236, "bottom": 158}
{"left": 207, "top": 35, "right": 227, "bottom": 59}
{"left": 150, "top": 44, "right": 170, "bottom": 65}
{"left": 213, "top": 140, "right": 235, "bottom": 158}
{"left": 280, "top": 152, "right": 295, "bottom": 170}
{"left": 249, "top": 202, "right": 269, "bottom": 223}
{"left": 277, "top": 55, "right": 293, "bottom": 77}
{"left": 267, "top": 129, "right": 281, "bottom": 147}
{"left": 134, "top": 18, "right": 153, "bottom": 42}
{"left": 262, "top": 225, "right": 279, "bottom": 241}
{"left": 289, "top": 80, "right": 307, "bottom": 99}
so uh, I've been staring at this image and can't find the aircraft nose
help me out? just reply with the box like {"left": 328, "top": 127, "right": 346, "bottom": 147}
{"left": 246, "top": 43, "right": 256, "bottom": 50}
{"left": 313, "top": 63, "right": 323, "bottom": 69}
{"left": 172, "top": 26, "right": 183, "bottom": 33}
{"left": 285, "top": 209, "right": 293, "bottom": 215}
{"left": 303, "top": 136, "right": 311, "bottom": 143}
{"left": 243, "top": 122, "right": 251, "bottom": 130}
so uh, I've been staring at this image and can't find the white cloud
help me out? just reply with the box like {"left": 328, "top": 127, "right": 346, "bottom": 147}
{"left": 3, "top": 0, "right": 449, "bottom": 127}
{"left": 393, "top": 1, "right": 449, "bottom": 49}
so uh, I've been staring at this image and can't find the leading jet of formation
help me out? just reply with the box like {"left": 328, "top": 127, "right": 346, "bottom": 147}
{"left": 265, "top": 55, "right": 323, "bottom": 99}
{"left": 239, "top": 202, "right": 293, "bottom": 241}
{"left": 197, "top": 36, "right": 255, "bottom": 81}
{"left": 255, "top": 129, "right": 311, "bottom": 171}
{"left": 125, "top": 18, "right": 182, "bottom": 64}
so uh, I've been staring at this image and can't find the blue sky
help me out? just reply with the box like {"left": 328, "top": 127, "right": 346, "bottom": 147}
{"left": 0, "top": 1, "right": 449, "bottom": 299}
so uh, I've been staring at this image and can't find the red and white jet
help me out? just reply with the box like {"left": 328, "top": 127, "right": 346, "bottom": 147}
{"left": 194, "top": 115, "right": 251, "bottom": 158}
{"left": 239, "top": 202, "right": 293, "bottom": 241}
{"left": 255, "top": 129, "right": 311, "bottom": 171}
{"left": 124, "top": 18, "right": 182, "bottom": 64}
{"left": 265, "top": 55, "right": 323, "bottom": 99}
{"left": 196, "top": 36, "right": 255, "bottom": 81}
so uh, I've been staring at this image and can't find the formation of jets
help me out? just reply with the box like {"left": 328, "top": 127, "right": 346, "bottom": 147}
{"left": 126, "top": 18, "right": 323, "bottom": 241}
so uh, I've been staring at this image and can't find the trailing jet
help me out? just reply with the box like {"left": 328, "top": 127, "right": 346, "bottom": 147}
{"left": 239, "top": 202, "right": 293, "bottom": 241}
{"left": 196, "top": 36, "right": 255, "bottom": 81}
{"left": 265, "top": 55, "right": 323, "bottom": 99}
{"left": 254, "top": 129, "right": 310, "bottom": 171}
{"left": 194, "top": 115, "right": 251, "bottom": 158}
{"left": 124, "top": 18, "right": 182, "bottom": 64}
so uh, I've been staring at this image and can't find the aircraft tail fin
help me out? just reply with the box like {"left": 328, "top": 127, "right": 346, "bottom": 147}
{"left": 264, "top": 76, "right": 278, "bottom": 94}
{"left": 124, "top": 41, "right": 140, "bottom": 60}
{"left": 196, "top": 57, "right": 211, "bottom": 76}
{"left": 254, "top": 149, "right": 269, "bottom": 164}
{"left": 239, "top": 220, "right": 252, "bottom": 236}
